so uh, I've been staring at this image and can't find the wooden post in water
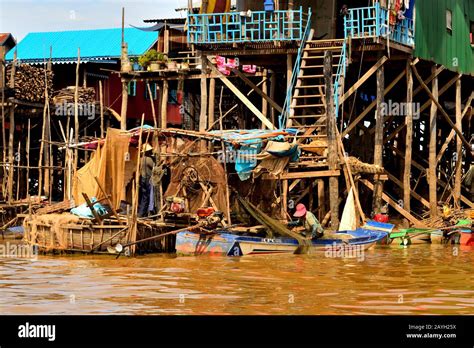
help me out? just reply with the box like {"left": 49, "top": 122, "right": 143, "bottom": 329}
{"left": 324, "top": 51, "right": 339, "bottom": 229}
{"left": 373, "top": 55, "right": 385, "bottom": 213}
{"left": 428, "top": 64, "right": 438, "bottom": 216}
{"left": 403, "top": 60, "right": 413, "bottom": 215}
{"left": 454, "top": 78, "right": 462, "bottom": 208}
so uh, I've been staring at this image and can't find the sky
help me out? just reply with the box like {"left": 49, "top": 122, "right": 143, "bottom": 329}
{"left": 0, "top": 0, "right": 189, "bottom": 41}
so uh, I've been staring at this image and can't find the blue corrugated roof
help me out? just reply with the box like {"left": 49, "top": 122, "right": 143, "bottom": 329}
{"left": 6, "top": 28, "right": 157, "bottom": 62}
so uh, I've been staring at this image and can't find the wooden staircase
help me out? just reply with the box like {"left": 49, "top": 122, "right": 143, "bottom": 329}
{"left": 288, "top": 39, "right": 346, "bottom": 143}
{"left": 289, "top": 39, "right": 345, "bottom": 126}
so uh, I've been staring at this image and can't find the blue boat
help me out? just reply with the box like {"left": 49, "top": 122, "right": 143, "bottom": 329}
{"left": 176, "top": 227, "right": 388, "bottom": 256}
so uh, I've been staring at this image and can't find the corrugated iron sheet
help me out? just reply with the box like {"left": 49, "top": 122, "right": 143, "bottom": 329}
{"left": 5, "top": 28, "right": 157, "bottom": 62}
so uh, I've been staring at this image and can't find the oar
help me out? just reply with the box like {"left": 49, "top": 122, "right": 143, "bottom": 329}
{"left": 112, "top": 224, "right": 204, "bottom": 258}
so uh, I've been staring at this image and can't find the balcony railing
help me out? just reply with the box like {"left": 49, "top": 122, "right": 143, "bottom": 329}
{"left": 344, "top": 3, "right": 414, "bottom": 47}
{"left": 187, "top": 7, "right": 309, "bottom": 45}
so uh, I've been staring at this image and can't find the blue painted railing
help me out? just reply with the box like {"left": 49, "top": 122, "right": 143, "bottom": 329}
{"left": 333, "top": 40, "right": 347, "bottom": 120}
{"left": 187, "top": 7, "right": 309, "bottom": 44}
{"left": 279, "top": 8, "right": 312, "bottom": 129}
{"left": 344, "top": 3, "right": 414, "bottom": 47}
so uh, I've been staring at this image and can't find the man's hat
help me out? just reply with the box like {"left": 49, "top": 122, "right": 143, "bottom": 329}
{"left": 293, "top": 203, "right": 307, "bottom": 218}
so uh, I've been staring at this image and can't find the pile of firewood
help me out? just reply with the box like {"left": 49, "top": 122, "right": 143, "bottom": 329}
{"left": 52, "top": 86, "right": 96, "bottom": 104}
{"left": 6, "top": 64, "right": 53, "bottom": 103}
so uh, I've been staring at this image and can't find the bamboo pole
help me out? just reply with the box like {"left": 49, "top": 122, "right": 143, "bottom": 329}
{"left": 428, "top": 65, "right": 438, "bottom": 216}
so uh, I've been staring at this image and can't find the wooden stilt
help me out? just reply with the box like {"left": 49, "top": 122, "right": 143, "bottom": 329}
{"left": 199, "top": 54, "right": 208, "bottom": 151}
{"left": 324, "top": 51, "right": 339, "bottom": 229}
{"left": 6, "top": 51, "right": 16, "bottom": 203}
{"left": 161, "top": 79, "right": 168, "bottom": 128}
{"left": 372, "top": 56, "right": 384, "bottom": 213}
{"left": 270, "top": 70, "right": 276, "bottom": 126}
{"left": 15, "top": 140, "right": 20, "bottom": 201}
{"left": 428, "top": 65, "right": 438, "bottom": 216}
{"left": 317, "top": 179, "right": 325, "bottom": 221}
{"left": 26, "top": 118, "right": 30, "bottom": 198}
{"left": 74, "top": 48, "right": 80, "bottom": 177}
{"left": 454, "top": 78, "right": 462, "bottom": 208}
{"left": 218, "top": 86, "right": 232, "bottom": 225}
{"left": 99, "top": 80, "right": 104, "bottom": 138}
{"left": 403, "top": 60, "right": 413, "bottom": 214}
{"left": 286, "top": 54, "right": 292, "bottom": 90}
{"left": 261, "top": 69, "right": 268, "bottom": 130}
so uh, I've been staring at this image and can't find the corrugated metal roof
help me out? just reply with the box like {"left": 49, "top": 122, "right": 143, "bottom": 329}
{"left": 5, "top": 28, "right": 157, "bottom": 62}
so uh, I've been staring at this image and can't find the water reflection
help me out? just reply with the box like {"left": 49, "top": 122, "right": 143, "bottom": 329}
{"left": 0, "top": 244, "right": 473, "bottom": 315}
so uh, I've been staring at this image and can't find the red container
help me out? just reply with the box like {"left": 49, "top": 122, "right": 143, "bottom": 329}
{"left": 460, "top": 231, "right": 474, "bottom": 246}
{"left": 374, "top": 214, "right": 389, "bottom": 223}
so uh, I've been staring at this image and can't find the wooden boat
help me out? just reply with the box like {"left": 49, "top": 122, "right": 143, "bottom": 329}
{"left": 176, "top": 228, "right": 388, "bottom": 256}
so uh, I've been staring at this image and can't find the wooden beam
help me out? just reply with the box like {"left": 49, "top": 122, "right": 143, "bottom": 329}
{"left": 341, "top": 60, "right": 416, "bottom": 137}
{"left": 207, "top": 58, "right": 276, "bottom": 130}
{"left": 387, "top": 172, "right": 430, "bottom": 208}
{"left": 436, "top": 92, "right": 474, "bottom": 163}
{"left": 360, "top": 179, "right": 426, "bottom": 228}
{"left": 383, "top": 71, "right": 459, "bottom": 144}
{"left": 231, "top": 68, "right": 283, "bottom": 114}
{"left": 340, "top": 55, "right": 388, "bottom": 104}
{"left": 276, "top": 170, "right": 340, "bottom": 180}
{"left": 428, "top": 65, "right": 438, "bottom": 216}
{"left": 410, "top": 64, "right": 469, "bottom": 148}
{"left": 391, "top": 145, "right": 474, "bottom": 209}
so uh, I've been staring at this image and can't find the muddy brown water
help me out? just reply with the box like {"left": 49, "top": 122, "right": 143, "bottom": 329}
{"left": 0, "top": 244, "right": 473, "bottom": 315}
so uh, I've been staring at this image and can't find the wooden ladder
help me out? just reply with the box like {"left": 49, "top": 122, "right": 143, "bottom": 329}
{"left": 288, "top": 39, "right": 345, "bottom": 150}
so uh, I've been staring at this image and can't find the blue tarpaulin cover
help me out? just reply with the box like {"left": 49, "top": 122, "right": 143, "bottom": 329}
{"left": 210, "top": 129, "right": 300, "bottom": 181}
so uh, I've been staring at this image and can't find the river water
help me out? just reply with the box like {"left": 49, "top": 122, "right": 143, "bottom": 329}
{"left": 0, "top": 244, "right": 473, "bottom": 315}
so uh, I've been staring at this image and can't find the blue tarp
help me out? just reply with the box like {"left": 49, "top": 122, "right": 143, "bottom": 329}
{"left": 211, "top": 129, "right": 300, "bottom": 181}
{"left": 71, "top": 197, "right": 108, "bottom": 219}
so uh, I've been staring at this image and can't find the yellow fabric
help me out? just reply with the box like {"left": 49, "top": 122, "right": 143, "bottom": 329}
{"left": 73, "top": 128, "right": 137, "bottom": 210}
